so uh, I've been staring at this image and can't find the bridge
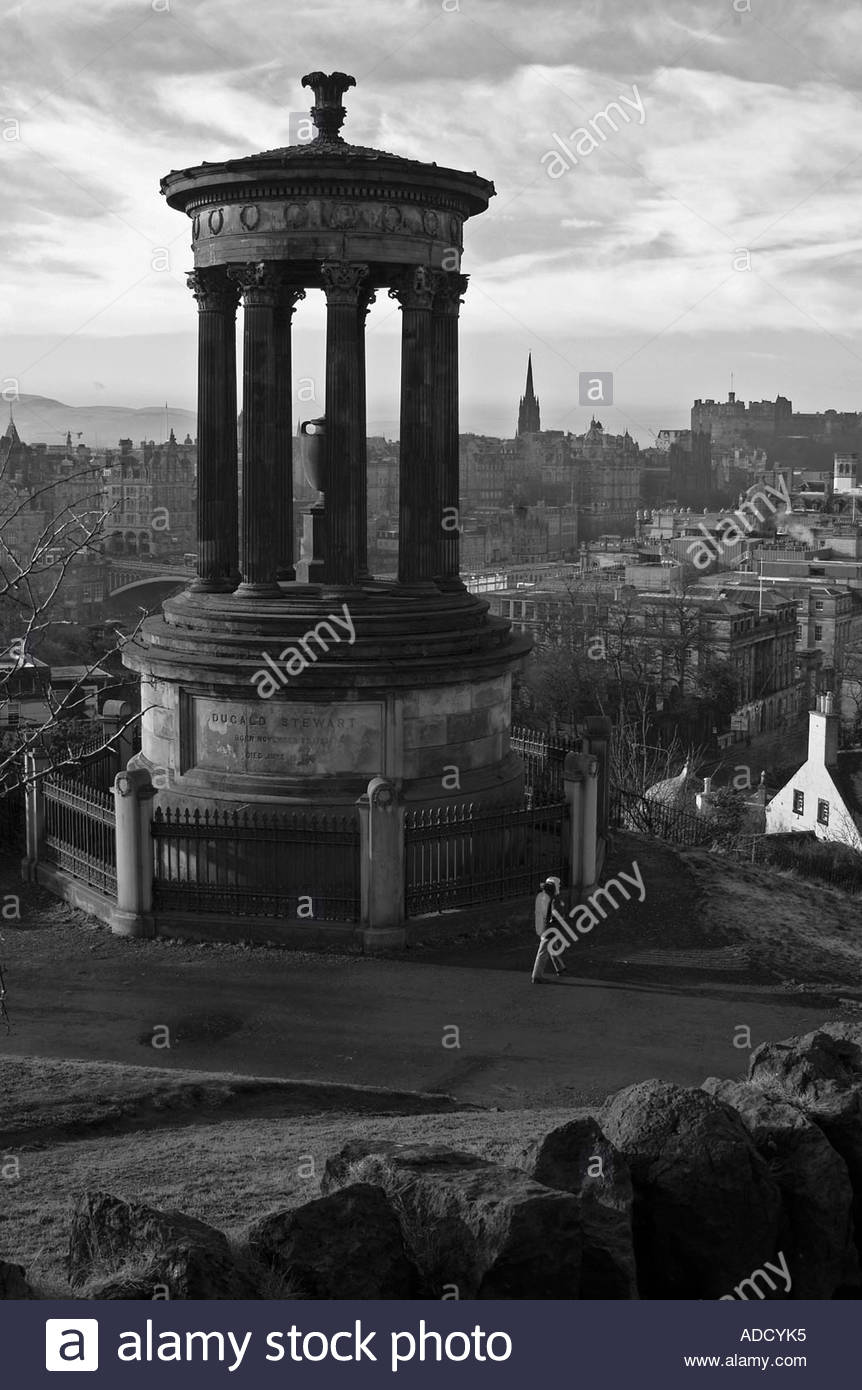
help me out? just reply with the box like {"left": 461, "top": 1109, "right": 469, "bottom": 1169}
{"left": 104, "top": 557, "right": 192, "bottom": 608}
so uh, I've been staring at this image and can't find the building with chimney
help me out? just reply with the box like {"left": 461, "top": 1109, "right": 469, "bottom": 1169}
{"left": 766, "top": 693, "right": 862, "bottom": 850}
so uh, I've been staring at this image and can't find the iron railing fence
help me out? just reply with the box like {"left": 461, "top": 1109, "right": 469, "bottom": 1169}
{"left": 64, "top": 745, "right": 119, "bottom": 791}
{"left": 43, "top": 775, "right": 117, "bottom": 894}
{"left": 56, "top": 722, "right": 141, "bottom": 790}
{"left": 151, "top": 806, "right": 362, "bottom": 922}
{"left": 610, "top": 784, "right": 715, "bottom": 848}
{"left": 510, "top": 725, "right": 571, "bottom": 804}
{"left": 404, "top": 798, "right": 569, "bottom": 916}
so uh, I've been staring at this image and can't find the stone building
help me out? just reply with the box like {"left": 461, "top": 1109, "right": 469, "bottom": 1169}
{"left": 571, "top": 418, "right": 640, "bottom": 541}
{"left": 691, "top": 391, "right": 791, "bottom": 450}
{"left": 459, "top": 433, "right": 517, "bottom": 507}
{"left": 719, "top": 576, "right": 854, "bottom": 683}
{"left": 102, "top": 432, "right": 196, "bottom": 557}
{"left": 766, "top": 694, "right": 862, "bottom": 850}
{"left": 490, "top": 582, "right": 799, "bottom": 734}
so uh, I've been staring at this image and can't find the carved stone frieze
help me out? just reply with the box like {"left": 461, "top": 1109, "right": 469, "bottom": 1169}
{"left": 191, "top": 198, "right": 463, "bottom": 246}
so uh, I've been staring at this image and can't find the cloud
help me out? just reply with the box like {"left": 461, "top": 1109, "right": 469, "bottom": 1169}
{"left": 1, "top": 0, "right": 861, "bottom": 423}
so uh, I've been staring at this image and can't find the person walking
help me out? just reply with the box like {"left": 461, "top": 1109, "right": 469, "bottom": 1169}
{"left": 531, "top": 876, "right": 567, "bottom": 983}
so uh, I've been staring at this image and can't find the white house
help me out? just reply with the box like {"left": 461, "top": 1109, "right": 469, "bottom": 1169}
{"left": 765, "top": 694, "right": 862, "bottom": 851}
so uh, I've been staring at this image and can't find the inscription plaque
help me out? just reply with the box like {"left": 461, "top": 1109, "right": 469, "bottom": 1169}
{"left": 192, "top": 698, "right": 384, "bottom": 777}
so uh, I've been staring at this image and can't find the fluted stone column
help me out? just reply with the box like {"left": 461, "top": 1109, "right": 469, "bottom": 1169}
{"left": 389, "top": 267, "right": 440, "bottom": 586}
{"left": 433, "top": 272, "right": 468, "bottom": 589}
{"left": 356, "top": 286, "right": 376, "bottom": 581}
{"left": 186, "top": 268, "right": 241, "bottom": 592}
{"left": 275, "top": 285, "right": 303, "bottom": 581}
{"left": 321, "top": 262, "right": 370, "bottom": 585}
{"left": 229, "top": 263, "right": 304, "bottom": 595}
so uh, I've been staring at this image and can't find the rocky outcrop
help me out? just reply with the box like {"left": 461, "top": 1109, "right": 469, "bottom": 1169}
{"left": 748, "top": 1021, "right": 862, "bottom": 1266}
{"left": 0, "top": 1259, "right": 35, "bottom": 1299}
{"left": 48, "top": 1021, "right": 862, "bottom": 1302}
{"left": 499, "top": 1116, "right": 637, "bottom": 1299}
{"left": 600, "top": 1080, "right": 783, "bottom": 1299}
{"left": 68, "top": 1191, "right": 259, "bottom": 1300}
{"left": 246, "top": 1183, "right": 423, "bottom": 1299}
{"left": 748, "top": 1024, "right": 862, "bottom": 1191}
{"left": 322, "top": 1141, "right": 581, "bottom": 1299}
{"left": 702, "top": 1077, "right": 860, "bottom": 1298}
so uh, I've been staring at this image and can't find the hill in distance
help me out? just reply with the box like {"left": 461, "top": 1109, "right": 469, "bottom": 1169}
{"left": 7, "top": 395, "right": 197, "bottom": 449}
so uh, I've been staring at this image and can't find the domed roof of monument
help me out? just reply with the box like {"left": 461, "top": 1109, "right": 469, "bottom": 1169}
{"left": 161, "top": 70, "right": 494, "bottom": 215}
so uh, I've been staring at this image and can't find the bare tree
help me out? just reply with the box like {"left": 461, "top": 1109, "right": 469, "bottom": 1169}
{"left": 0, "top": 455, "right": 143, "bottom": 788}
{"left": 514, "top": 573, "right": 717, "bottom": 790}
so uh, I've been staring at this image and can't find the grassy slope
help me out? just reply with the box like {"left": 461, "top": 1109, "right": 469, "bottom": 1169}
{"left": 1, "top": 1056, "right": 572, "bottom": 1296}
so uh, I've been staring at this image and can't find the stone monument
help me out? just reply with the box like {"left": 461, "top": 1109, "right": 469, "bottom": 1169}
{"left": 123, "top": 71, "right": 530, "bottom": 814}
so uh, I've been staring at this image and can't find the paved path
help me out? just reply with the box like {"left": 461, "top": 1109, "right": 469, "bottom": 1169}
{"left": 0, "top": 844, "right": 843, "bottom": 1111}
{"left": 0, "top": 941, "right": 830, "bottom": 1110}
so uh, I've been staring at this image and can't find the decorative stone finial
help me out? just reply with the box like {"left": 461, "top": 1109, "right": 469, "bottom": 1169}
{"left": 301, "top": 71, "right": 356, "bottom": 143}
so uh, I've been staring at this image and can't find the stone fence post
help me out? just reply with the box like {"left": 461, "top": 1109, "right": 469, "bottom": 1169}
{"left": 564, "top": 751, "right": 599, "bottom": 893}
{"left": 563, "top": 754, "right": 584, "bottom": 889}
{"left": 21, "top": 751, "right": 50, "bottom": 882}
{"left": 581, "top": 715, "right": 612, "bottom": 841}
{"left": 110, "top": 766, "right": 155, "bottom": 939}
{"left": 99, "top": 699, "right": 136, "bottom": 773}
{"left": 357, "top": 775, "right": 406, "bottom": 951}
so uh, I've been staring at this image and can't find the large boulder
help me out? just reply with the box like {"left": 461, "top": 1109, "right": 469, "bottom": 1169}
{"left": 600, "top": 1080, "right": 783, "bottom": 1299}
{"left": 748, "top": 1024, "right": 862, "bottom": 1189}
{"left": 0, "top": 1259, "right": 35, "bottom": 1299}
{"left": 703, "top": 1077, "right": 860, "bottom": 1298}
{"left": 322, "top": 1141, "right": 581, "bottom": 1299}
{"left": 246, "top": 1183, "right": 421, "bottom": 1299}
{"left": 748, "top": 1022, "right": 862, "bottom": 1263}
{"left": 68, "top": 1191, "right": 258, "bottom": 1299}
{"left": 500, "top": 1116, "right": 637, "bottom": 1298}
{"left": 86, "top": 1244, "right": 260, "bottom": 1300}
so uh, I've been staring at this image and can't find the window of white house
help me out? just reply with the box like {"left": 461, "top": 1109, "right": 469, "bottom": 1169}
{"left": 815, "top": 600, "right": 824, "bottom": 611}
{"left": 814, "top": 625, "right": 823, "bottom": 641}
{"left": 817, "top": 799, "right": 830, "bottom": 826}
{"left": 796, "top": 625, "right": 802, "bottom": 639}
{"left": 792, "top": 789, "right": 804, "bottom": 815}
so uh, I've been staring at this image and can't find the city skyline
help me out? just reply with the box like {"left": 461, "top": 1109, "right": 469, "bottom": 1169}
{"left": 2, "top": 1, "right": 862, "bottom": 443}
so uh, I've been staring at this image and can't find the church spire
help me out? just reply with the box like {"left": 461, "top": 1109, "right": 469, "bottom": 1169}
{"left": 517, "top": 353, "right": 540, "bottom": 435}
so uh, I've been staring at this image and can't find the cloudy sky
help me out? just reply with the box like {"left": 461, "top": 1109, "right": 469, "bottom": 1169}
{"left": 2, "top": 0, "right": 861, "bottom": 443}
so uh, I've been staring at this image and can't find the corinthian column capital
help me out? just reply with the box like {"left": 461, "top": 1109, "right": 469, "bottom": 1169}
{"left": 186, "top": 267, "right": 240, "bottom": 314}
{"left": 227, "top": 261, "right": 306, "bottom": 310}
{"left": 388, "top": 265, "right": 444, "bottom": 311}
{"left": 321, "top": 261, "right": 371, "bottom": 305}
{"left": 433, "top": 272, "right": 469, "bottom": 315}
